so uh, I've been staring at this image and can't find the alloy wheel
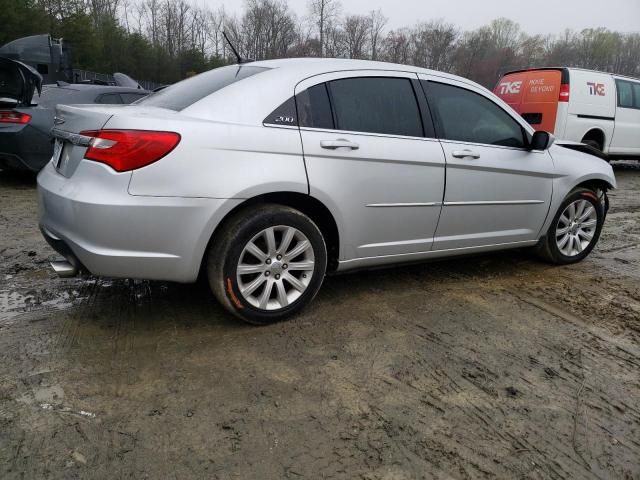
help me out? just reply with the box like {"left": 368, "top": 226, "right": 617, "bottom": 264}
{"left": 555, "top": 199, "right": 598, "bottom": 257}
{"left": 236, "top": 226, "right": 315, "bottom": 310}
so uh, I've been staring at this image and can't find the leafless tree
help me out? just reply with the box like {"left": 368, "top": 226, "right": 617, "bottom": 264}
{"left": 232, "top": 0, "right": 298, "bottom": 60}
{"left": 382, "top": 28, "right": 411, "bottom": 64}
{"left": 308, "top": 0, "right": 341, "bottom": 56}
{"left": 411, "top": 20, "right": 458, "bottom": 71}
{"left": 343, "top": 14, "right": 368, "bottom": 59}
{"left": 368, "top": 9, "right": 387, "bottom": 61}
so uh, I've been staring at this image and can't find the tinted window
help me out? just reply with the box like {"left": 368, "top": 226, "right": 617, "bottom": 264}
{"left": 426, "top": 81, "right": 527, "bottom": 148}
{"left": 328, "top": 77, "right": 423, "bottom": 137}
{"left": 37, "top": 87, "right": 76, "bottom": 107}
{"left": 297, "top": 84, "right": 334, "bottom": 129}
{"left": 264, "top": 97, "right": 298, "bottom": 126}
{"left": 632, "top": 83, "right": 640, "bottom": 109}
{"left": 120, "top": 92, "right": 147, "bottom": 104}
{"left": 617, "top": 80, "right": 634, "bottom": 108}
{"left": 139, "top": 65, "right": 269, "bottom": 111}
{"left": 96, "top": 93, "right": 122, "bottom": 104}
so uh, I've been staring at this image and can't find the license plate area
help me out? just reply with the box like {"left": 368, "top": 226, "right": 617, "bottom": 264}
{"left": 53, "top": 139, "right": 73, "bottom": 173}
{"left": 52, "top": 139, "right": 63, "bottom": 167}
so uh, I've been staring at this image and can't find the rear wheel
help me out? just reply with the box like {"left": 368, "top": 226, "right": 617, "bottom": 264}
{"left": 207, "top": 204, "right": 327, "bottom": 325}
{"left": 535, "top": 188, "right": 605, "bottom": 265}
{"left": 583, "top": 139, "right": 602, "bottom": 151}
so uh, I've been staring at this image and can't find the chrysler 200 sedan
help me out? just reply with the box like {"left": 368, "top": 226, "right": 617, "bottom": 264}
{"left": 37, "top": 59, "right": 616, "bottom": 324}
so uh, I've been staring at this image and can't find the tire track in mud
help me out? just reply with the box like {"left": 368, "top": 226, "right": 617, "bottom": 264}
{"left": 416, "top": 339, "right": 591, "bottom": 480}
{"left": 478, "top": 288, "right": 637, "bottom": 476}
{"left": 384, "top": 283, "right": 639, "bottom": 479}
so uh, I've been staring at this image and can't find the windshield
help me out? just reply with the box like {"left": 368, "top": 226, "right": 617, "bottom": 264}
{"left": 138, "top": 65, "right": 269, "bottom": 111}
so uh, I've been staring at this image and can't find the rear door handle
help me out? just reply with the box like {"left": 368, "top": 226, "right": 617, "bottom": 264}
{"left": 452, "top": 149, "right": 481, "bottom": 159}
{"left": 320, "top": 139, "right": 360, "bottom": 150}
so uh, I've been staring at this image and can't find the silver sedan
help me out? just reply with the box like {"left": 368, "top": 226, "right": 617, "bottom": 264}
{"left": 37, "top": 59, "right": 616, "bottom": 324}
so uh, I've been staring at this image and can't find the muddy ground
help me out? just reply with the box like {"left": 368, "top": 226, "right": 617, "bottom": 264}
{"left": 1, "top": 163, "right": 639, "bottom": 480}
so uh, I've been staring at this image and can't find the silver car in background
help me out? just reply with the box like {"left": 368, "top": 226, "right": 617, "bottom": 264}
{"left": 37, "top": 59, "right": 616, "bottom": 324}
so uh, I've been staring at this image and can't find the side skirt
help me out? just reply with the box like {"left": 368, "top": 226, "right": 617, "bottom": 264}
{"left": 336, "top": 239, "right": 539, "bottom": 273}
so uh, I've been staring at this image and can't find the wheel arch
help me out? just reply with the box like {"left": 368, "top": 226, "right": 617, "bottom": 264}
{"left": 200, "top": 192, "right": 341, "bottom": 276}
{"left": 580, "top": 128, "right": 606, "bottom": 151}
{"left": 571, "top": 173, "right": 616, "bottom": 193}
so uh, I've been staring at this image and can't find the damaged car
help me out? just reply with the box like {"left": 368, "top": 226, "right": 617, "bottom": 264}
{"left": 37, "top": 59, "right": 617, "bottom": 324}
{"left": 0, "top": 58, "right": 148, "bottom": 172}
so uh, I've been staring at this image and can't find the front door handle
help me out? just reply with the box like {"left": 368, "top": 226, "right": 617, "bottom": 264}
{"left": 320, "top": 139, "right": 360, "bottom": 150}
{"left": 452, "top": 149, "right": 481, "bottom": 159}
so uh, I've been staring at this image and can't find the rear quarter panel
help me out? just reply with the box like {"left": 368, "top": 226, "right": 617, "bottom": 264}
{"left": 124, "top": 115, "right": 308, "bottom": 199}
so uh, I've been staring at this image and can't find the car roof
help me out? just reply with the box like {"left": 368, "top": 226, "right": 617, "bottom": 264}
{"left": 42, "top": 84, "right": 148, "bottom": 93}
{"left": 501, "top": 66, "right": 640, "bottom": 83}
{"left": 249, "top": 57, "right": 465, "bottom": 83}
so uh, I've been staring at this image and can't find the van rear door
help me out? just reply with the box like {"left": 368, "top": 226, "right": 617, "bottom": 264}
{"left": 494, "top": 69, "right": 562, "bottom": 133}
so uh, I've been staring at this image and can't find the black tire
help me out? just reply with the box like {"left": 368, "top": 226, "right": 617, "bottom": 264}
{"left": 207, "top": 204, "right": 327, "bottom": 325}
{"left": 534, "top": 188, "right": 605, "bottom": 265}
{"left": 583, "top": 139, "right": 602, "bottom": 151}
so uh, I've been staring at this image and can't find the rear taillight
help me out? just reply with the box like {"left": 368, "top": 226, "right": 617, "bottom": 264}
{"left": 0, "top": 111, "right": 31, "bottom": 124}
{"left": 79, "top": 129, "right": 181, "bottom": 172}
{"left": 559, "top": 84, "right": 570, "bottom": 102}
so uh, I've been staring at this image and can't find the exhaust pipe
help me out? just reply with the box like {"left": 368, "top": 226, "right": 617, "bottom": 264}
{"left": 50, "top": 260, "right": 78, "bottom": 278}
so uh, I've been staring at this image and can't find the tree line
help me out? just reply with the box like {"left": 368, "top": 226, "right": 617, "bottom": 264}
{"left": 1, "top": 0, "right": 639, "bottom": 87}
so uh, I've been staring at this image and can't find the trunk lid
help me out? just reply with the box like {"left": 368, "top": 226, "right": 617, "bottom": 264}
{"left": 0, "top": 57, "right": 43, "bottom": 107}
{"left": 50, "top": 104, "right": 179, "bottom": 177}
{"left": 50, "top": 104, "right": 116, "bottom": 177}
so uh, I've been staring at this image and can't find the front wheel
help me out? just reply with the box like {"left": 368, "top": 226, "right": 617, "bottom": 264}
{"left": 535, "top": 188, "right": 605, "bottom": 265}
{"left": 207, "top": 204, "right": 327, "bottom": 325}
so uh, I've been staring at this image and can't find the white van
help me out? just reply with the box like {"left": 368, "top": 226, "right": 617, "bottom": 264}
{"left": 494, "top": 67, "right": 640, "bottom": 159}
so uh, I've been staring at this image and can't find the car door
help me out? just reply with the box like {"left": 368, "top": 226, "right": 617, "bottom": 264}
{"left": 295, "top": 71, "right": 446, "bottom": 260}
{"left": 611, "top": 79, "right": 640, "bottom": 155}
{"left": 419, "top": 75, "right": 555, "bottom": 251}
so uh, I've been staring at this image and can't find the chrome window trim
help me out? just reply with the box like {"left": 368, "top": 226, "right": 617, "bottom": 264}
{"left": 298, "top": 126, "right": 438, "bottom": 142}
{"left": 439, "top": 139, "right": 543, "bottom": 153}
{"left": 366, "top": 202, "right": 442, "bottom": 208}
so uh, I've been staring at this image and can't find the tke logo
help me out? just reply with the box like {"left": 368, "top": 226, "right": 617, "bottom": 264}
{"left": 587, "top": 82, "right": 606, "bottom": 96}
{"left": 498, "top": 81, "right": 522, "bottom": 95}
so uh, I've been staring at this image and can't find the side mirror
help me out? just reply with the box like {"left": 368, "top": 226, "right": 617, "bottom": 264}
{"left": 529, "top": 131, "right": 555, "bottom": 151}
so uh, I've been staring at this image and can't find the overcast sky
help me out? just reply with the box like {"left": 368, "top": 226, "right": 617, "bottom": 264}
{"left": 199, "top": 0, "right": 640, "bottom": 35}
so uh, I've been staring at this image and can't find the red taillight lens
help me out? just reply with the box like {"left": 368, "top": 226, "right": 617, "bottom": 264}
{"left": 559, "top": 84, "right": 570, "bottom": 102}
{"left": 0, "top": 111, "right": 31, "bottom": 124}
{"left": 80, "top": 130, "right": 181, "bottom": 172}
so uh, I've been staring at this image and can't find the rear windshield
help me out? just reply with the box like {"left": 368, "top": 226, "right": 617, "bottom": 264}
{"left": 37, "top": 87, "right": 77, "bottom": 106}
{"left": 139, "top": 65, "right": 269, "bottom": 111}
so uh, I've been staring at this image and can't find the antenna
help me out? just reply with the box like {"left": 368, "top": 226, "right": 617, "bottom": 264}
{"left": 222, "top": 31, "right": 246, "bottom": 64}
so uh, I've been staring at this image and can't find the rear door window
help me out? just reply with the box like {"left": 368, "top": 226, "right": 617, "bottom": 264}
{"left": 327, "top": 77, "right": 424, "bottom": 137}
{"left": 139, "top": 65, "right": 269, "bottom": 111}
{"left": 425, "top": 81, "right": 527, "bottom": 148}
{"left": 297, "top": 84, "right": 334, "bottom": 130}
{"left": 632, "top": 82, "right": 640, "bottom": 109}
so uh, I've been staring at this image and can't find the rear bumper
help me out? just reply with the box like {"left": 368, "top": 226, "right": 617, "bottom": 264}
{"left": 0, "top": 125, "right": 52, "bottom": 172}
{"left": 37, "top": 160, "right": 242, "bottom": 282}
{"left": 40, "top": 224, "right": 86, "bottom": 272}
